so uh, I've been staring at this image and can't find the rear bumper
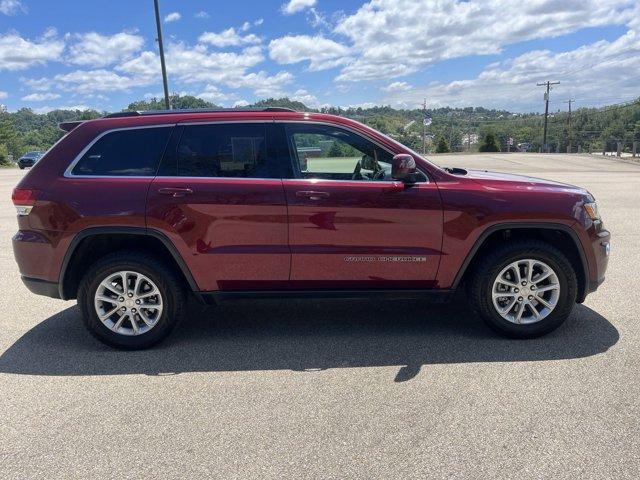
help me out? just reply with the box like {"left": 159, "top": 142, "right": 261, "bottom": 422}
{"left": 21, "top": 276, "right": 61, "bottom": 299}
{"left": 13, "top": 230, "right": 64, "bottom": 298}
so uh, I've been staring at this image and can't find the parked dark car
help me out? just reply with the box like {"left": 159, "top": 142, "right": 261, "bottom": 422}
{"left": 17, "top": 151, "right": 45, "bottom": 169}
{"left": 12, "top": 108, "right": 610, "bottom": 349}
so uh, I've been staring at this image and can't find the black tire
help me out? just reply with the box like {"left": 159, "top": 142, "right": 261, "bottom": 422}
{"left": 469, "top": 240, "right": 577, "bottom": 338}
{"left": 78, "top": 250, "right": 186, "bottom": 349}
{"left": 19, "top": 165, "right": 25, "bottom": 170}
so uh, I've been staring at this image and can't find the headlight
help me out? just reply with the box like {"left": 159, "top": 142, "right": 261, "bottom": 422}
{"left": 584, "top": 202, "right": 600, "bottom": 220}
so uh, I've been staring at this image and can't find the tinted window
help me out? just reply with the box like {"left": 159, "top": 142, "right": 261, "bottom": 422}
{"left": 176, "top": 123, "right": 271, "bottom": 178}
{"left": 285, "top": 123, "right": 395, "bottom": 181}
{"left": 71, "top": 127, "right": 172, "bottom": 176}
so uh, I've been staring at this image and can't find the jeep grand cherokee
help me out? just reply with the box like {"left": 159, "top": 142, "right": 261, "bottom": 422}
{"left": 12, "top": 108, "right": 610, "bottom": 349}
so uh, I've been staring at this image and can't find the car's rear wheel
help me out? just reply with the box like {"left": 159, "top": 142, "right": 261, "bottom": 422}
{"left": 469, "top": 240, "right": 577, "bottom": 338}
{"left": 78, "top": 251, "right": 186, "bottom": 349}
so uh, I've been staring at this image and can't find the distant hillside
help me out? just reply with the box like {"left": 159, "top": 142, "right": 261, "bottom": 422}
{"left": 1, "top": 94, "right": 638, "bottom": 164}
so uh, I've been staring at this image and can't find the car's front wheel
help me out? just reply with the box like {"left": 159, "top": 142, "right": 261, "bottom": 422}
{"left": 469, "top": 240, "right": 577, "bottom": 338}
{"left": 78, "top": 251, "right": 186, "bottom": 349}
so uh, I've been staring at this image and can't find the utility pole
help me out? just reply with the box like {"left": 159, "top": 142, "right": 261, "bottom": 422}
{"left": 537, "top": 81, "right": 560, "bottom": 152}
{"left": 564, "top": 99, "right": 574, "bottom": 153}
{"left": 153, "top": 0, "right": 171, "bottom": 110}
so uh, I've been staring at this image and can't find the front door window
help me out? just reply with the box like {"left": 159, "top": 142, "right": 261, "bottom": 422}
{"left": 286, "top": 123, "right": 397, "bottom": 181}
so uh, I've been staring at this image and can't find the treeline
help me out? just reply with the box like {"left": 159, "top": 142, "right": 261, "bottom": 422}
{"left": 1, "top": 94, "right": 639, "bottom": 164}
{"left": 318, "top": 100, "right": 640, "bottom": 154}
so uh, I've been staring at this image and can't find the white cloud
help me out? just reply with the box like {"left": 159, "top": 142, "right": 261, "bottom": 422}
{"left": 382, "top": 81, "right": 412, "bottom": 92}
{"left": 114, "top": 41, "right": 292, "bottom": 98}
{"left": 194, "top": 11, "right": 209, "bottom": 19}
{"left": 269, "top": 35, "right": 350, "bottom": 71}
{"left": 234, "top": 70, "right": 294, "bottom": 98}
{"left": 308, "top": 8, "right": 329, "bottom": 28}
{"left": 0, "top": 91, "right": 7, "bottom": 99}
{"left": 196, "top": 84, "right": 233, "bottom": 103}
{"left": 0, "top": 0, "right": 25, "bottom": 15}
{"left": 115, "top": 50, "right": 159, "bottom": 79}
{"left": 67, "top": 32, "right": 144, "bottom": 67}
{"left": 254, "top": 19, "right": 264, "bottom": 26}
{"left": 40, "top": 69, "right": 153, "bottom": 94}
{"left": 164, "top": 43, "right": 265, "bottom": 84}
{"left": 21, "top": 92, "right": 61, "bottom": 101}
{"left": 164, "top": 12, "right": 181, "bottom": 23}
{"left": 198, "top": 28, "right": 261, "bottom": 48}
{"left": 22, "top": 77, "right": 50, "bottom": 91}
{"left": 233, "top": 99, "right": 250, "bottom": 107}
{"left": 382, "top": 29, "right": 640, "bottom": 111}
{"left": 281, "top": 0, "right": 316, "bottom": 15}
{"left": 0, "top": 31, "right": 64, "bottom": 71}
{"left": 333, "top": 0, "right": 637, "bottom": 82}
{"left": 291, "top": 88, "right": 320, "bottom": 108}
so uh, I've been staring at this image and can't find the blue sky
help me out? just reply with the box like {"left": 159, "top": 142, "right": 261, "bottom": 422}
{"left": 0, "top": 0, "right": 638, "bottom": 113}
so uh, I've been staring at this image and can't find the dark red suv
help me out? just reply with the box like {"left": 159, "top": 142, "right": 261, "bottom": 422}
{"left": 12, "top": 108, "right": 610, "bottom": 349}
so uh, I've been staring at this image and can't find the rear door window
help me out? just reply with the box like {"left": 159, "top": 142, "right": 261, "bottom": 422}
{"left": 71, "top": 126, "right": 172, "bottom": 176}
{"left": 175, "top": 123, "right": 274, "bottom": 178}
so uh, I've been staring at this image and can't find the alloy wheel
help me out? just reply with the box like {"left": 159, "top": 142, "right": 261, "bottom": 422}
{"left": 491, "top": 259, "right": 560, "bottom": 324}
{"left": 93, "top": 270, "right": 163, "bottom": 336}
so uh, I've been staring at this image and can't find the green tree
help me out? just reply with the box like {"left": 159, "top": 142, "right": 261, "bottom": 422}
{"left": 479, "top": 131, "right": 501, "bottom": 152}
{"left": 0, "top": 108, "right": 21, "bottom": 162}
{"left": 251, "top": 97, "right": 311, "bottom": 111}
{"left": 435, "top": 136, "right": 450, "bottom": 153}
{"left": 0, "top": 143, "right": 9, "bottom": 165}
{"left": 327, "top": 141, "right": 343, "bottom": 157}
{"left": 127, "top": 94, "right": 217, "bottom": 111}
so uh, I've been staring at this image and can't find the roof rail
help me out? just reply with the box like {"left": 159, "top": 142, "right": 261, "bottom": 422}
{"left": 103, "top": 111, "right": 141, "bottom": 118}
{"left": 103, "top": 107, "right": 297, "bottom": 118}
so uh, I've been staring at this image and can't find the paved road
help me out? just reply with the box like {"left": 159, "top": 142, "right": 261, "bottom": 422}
{"left": 1, "top": 154, "right": 638, "bottom": 479}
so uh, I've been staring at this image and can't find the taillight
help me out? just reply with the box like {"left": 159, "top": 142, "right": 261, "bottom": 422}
{"left": 12, "top": 188, "right": 39, "bottom": 216}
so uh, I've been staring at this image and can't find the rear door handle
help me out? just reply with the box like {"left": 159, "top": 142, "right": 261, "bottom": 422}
{"left": 295, "top": 190, "right": 330, "bottom": 201}
{"left": 158, "top": 187, "right": 194, "bottom": 197}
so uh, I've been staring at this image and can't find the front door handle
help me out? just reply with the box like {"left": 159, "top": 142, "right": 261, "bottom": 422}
{"left": 158, "top": 187, "right": 194, "bottom": 198}
{"left": 295, "top": 190, "right": 330, "bottom": 201}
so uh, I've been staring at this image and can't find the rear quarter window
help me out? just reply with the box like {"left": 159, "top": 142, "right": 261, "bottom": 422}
{"left": 70, "top": 126, "right": 172, "bottom": 176}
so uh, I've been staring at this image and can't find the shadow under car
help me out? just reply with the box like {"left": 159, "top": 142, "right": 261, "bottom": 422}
{"left": 0, "top": 299, "right": 619, "bottom": 382}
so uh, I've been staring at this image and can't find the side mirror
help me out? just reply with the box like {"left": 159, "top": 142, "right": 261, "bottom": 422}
{"left": 392, "top": 154, "right": 416, "bottom": 182}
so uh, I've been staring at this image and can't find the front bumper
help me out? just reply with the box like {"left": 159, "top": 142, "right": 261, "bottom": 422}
{"left": 579, "top": 222, "right": 610, "bottom": 301}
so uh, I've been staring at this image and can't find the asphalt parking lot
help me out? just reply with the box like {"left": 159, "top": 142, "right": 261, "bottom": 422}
{"left": 0, "top": 153, "right": 638, "bottom": 479}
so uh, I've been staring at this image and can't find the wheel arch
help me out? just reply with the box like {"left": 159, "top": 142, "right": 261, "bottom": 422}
{"left": 59, "top": 227, "right": 198, "bottom": 300}
{"left": 452, "top": 222, "right": 589, "bottom": 302}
